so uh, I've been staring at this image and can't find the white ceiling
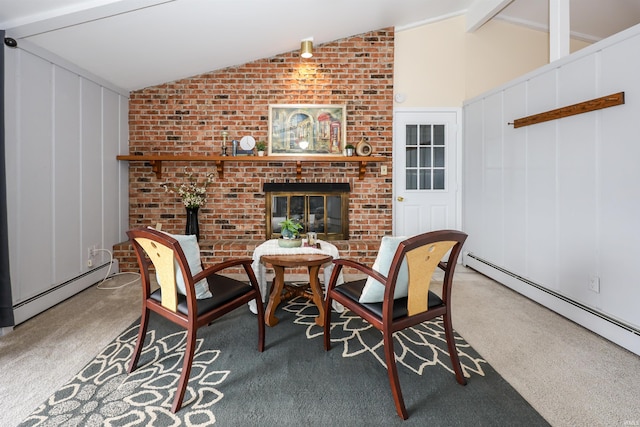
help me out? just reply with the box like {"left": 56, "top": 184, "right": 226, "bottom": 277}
{"left": 2, "top": 0, "right": 640, "bottom": 91}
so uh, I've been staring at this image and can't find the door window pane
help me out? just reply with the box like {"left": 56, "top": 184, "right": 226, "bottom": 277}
{"left": 419, "top": 169, "right": 431, "bottom": 190}
{"left": 419, "top": 125, "right": 432, "bottom": 145}
{"left": 406, "top": 147, "right": 417, "bottom": 167}
{"left": 406, "top": 125, "right": 417, "bottom": 146}
{"left": 434, "top": 147, "right": 445, "bottom": 167}
{"left": 434, "top": 169, "right": 445, "bottom": 189}
{"left": 406, "top": 169, "right": 417, "bottom": 190}
{"left": 419, "top": 147, "right": 431, "bottom": 167}
{"left": 434, "top": 125, "right": 445, "bottom": 145}
{"left": 404, "top": 123, "right": 447, "bottom": 191}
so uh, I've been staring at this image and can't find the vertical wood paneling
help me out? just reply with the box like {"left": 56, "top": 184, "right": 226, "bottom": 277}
{"left": 118, "top": 96, "right": 129, "bottom": 241}
{"left": 502, "top": 84, "right": 528, "bottom": 274}
{"left": 462, "top": 101, "right": 485, "bottom": 251}
{"left": 80, "top": 79, "right": 103, "bottom": 260}
{"left": 524, "top": 72, "right": 558, "bottom": 289}
{"left": 17, "top": 52, "right": 54, "bottom": 300}
{"left": 556, "top": 55, "right": 599, "bottom": 306}
{"left": 598, "top": 34, "right": 640, "bottom": 328}
{"left": 463, "top": 26, "right": 640, "bottom": 343}
{"left": 53, "top": 67, "right": 82, "bottom": 282}
{"left": 482, "top": 92, "right": 505, "bottom": 264}
{"left": 5, "top": 44, "right": 129, "bottom": 324}
{"left": 102, "top": 88, "right": 120, "bottom": 264}
{"left": 5, "top": 47, "right": 19, "bottom": 300}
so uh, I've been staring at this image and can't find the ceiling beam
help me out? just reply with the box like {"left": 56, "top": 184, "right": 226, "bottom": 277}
{"left": 549, "top": 0, "right": 570, "bottom": 61}
{"left": 465, "top": 0, "right": 514, "bottom": 32}
{"left": 6, "top": 0, "right": 174, "bottom": 38}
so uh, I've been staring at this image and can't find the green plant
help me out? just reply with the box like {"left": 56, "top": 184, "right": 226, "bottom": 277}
{"left": 279, "top": 218, "right": 303, "bottom": 239}
{"left": 256, "top": 141, "right": 267, "bottom": 151}
{"left": 345, "top": 144, "right": 355, "bottom": 149}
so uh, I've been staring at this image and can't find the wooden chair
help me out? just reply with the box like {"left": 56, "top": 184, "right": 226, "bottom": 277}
{"left": 126, "top": 227, "right": 265, "bottom": 413}
{"left": 322, "top": 230, "right": 468, "bottom": 420}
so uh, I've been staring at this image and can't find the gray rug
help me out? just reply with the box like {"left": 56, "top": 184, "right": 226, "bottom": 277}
{"left": 20, "top": 297, "right": 549, "bottom": 426}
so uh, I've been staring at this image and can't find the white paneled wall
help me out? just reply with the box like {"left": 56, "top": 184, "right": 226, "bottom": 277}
{"left": 4, "top": 41, "right": 129, "bottom": 325}
{"left": 463, "top": 24, "right": 640, "bottom": 355}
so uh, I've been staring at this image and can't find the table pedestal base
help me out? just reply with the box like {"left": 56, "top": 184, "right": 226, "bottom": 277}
{"left": 261, "top": 254, "right": 332, "bottom": 327}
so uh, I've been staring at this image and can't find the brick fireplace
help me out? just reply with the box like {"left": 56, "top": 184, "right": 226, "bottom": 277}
{"left": 115, "top": 28, "right": 395, "bottom": 273}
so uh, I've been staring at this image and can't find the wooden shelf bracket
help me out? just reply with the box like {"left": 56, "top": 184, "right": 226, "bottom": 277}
{"left": 295, "top": 161, "right": 302, "bottom": 180}
{"left": 215, "top": 160, "right": 224, "bottom": 179}
{"left": 149, "top": 160, "right": 163, "bottom": 178}
{"left": 358, "top": 161, "right": 368, "bottom": 180}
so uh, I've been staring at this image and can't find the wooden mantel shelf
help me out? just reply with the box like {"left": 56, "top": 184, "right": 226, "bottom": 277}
{"left": 116, "top": 154, "right": 387, "bottom": 180}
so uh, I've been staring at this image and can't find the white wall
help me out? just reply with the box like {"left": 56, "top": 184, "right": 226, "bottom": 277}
{"left": 393, "top": 16, "right": 591, "bottom": 108}
{"left": 463, "top": 24, "right": 640, "bottom": 355}
{"left": 3, "top": 40, "right": 130, "bottom": 325}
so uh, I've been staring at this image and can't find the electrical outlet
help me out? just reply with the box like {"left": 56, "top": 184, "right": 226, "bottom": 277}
{"left": 589, "top": 276, "right": 600, "bottom": 293}
{"left": 381, "top": 165, "right": 388, "bottom": 175}
{"left": 87, "top": 244, "right": 99, "bottom": 268}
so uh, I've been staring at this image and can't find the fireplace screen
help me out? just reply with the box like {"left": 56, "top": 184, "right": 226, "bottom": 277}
{"left": 264, "top": 183, "right": 349, "bottom": 241}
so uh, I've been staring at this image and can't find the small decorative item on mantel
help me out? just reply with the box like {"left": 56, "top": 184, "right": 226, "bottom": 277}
{"left": 345, "top": 144, "right": 355, "bottom": 157}
{"left": 221, "top": 130, "right": 229, "bottom": 156}
{"left": 256, "top": 141, "right": 267, "bottom": 156}
{"left": 355, "top": 136, "right": 372, "bottom": 156}
{"left": 162, "top": 168, "right": 214, "bottom": 241}
{"left": 278, "top": 218, "right": 303, "bottom": 248}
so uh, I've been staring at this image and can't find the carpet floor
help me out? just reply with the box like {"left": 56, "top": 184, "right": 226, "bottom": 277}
{"left": 19, "top": 297, "right": 548, "bottom": 426}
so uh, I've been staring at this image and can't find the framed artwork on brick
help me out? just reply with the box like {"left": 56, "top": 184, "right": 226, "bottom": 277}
{"left": 268, "top": 104, "right": 346, "bottom": 156}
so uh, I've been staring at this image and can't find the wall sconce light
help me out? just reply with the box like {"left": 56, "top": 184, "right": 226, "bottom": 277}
{"left": 300, "top": 39, "right": 313, "bottom": 58}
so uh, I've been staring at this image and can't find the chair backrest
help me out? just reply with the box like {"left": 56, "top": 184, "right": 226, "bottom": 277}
{"left": 386, "top": 230, "right": 467, "bottom": 316}
{"left": 127, "top": 228, "right": 193, "bottom": 313}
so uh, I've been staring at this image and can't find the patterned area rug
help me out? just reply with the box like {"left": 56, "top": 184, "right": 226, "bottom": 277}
{"left": 20, "top": 298, "right": 549, "bottom": 426}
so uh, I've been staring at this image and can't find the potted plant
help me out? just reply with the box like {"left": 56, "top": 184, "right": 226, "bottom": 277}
{"left": 278, "top": 218, "right": 303, "bottom": 247}
{"left": 256, "top": 141, "right": 267, "bottom": 156}
{"left": 345, "top": 144, "right": 355, "bottom": 156}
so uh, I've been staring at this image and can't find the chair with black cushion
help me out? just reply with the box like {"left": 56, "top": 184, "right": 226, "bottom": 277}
{"left": 322, "top": 230, "right": 468, "bottom": 420}
{"left": 126, "top": 227, "right": 265, "bottom": 413}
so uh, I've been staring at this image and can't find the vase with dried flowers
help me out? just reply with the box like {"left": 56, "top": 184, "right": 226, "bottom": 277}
{"left": 163, "top": 168, "right": 214, "bottom": 240}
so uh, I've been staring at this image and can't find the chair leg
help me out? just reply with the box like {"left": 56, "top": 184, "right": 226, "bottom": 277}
{"left": 171, "top": 326, "right": 197, "bottom": 413}
{"left": 383, "top": 329, "right": 408, "bottom": 420}
{"left": 443, "top": 312, "right": 467, "bottom": 386}
{"left": 323, "top": 295, "right": 333, "bottom": 351}
{"left": 255, "top": 297, "right": 266, "bottom": 352}
{"left": 128, "top": 307, "right": 150, "bottom": 374}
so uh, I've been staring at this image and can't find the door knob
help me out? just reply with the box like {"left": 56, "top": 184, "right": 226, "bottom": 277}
{"left": 397, "top": 196, "right": 404, "bottom": 202}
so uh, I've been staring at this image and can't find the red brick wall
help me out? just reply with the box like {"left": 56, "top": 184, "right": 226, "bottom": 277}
{"left": 123, "top": 28, "right": 394, "bottom": 269}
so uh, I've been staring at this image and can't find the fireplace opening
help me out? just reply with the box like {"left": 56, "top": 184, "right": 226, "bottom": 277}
{"left": 264, "top": 183, "right": 350, "bottom": 241}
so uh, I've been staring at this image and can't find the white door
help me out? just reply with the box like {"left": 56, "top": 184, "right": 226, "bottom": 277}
{"left": 393, "top": 110, "right": 460, "bottom": 236}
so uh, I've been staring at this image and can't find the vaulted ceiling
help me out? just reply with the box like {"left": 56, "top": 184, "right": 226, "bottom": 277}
{"left": 2, "top": 0, "right": 640, "bottom": 91}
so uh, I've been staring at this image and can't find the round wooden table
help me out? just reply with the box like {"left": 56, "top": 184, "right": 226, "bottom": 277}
{"left": 260, "top": 253, "right": 333, "bottom": 327}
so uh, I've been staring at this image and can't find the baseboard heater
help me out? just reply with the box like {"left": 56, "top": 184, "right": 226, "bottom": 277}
{"left": 464, "top": 252, "right": 640, "bottom": 340}
{"left": 11, "top": 261, "right": 117, "bottom": 326}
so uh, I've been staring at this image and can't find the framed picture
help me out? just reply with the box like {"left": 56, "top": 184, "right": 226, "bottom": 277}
{"left": 268, "top": 104, "right": 347, "bottom": 156}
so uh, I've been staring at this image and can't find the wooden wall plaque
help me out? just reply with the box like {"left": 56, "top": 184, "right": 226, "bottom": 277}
{"left": 511, "top": 92, "right": 625, "bottom": 128}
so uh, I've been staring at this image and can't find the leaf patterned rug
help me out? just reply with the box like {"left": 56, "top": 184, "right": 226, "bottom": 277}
{"left": 20, "top": 297, "right": 549, "bottom": 426}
